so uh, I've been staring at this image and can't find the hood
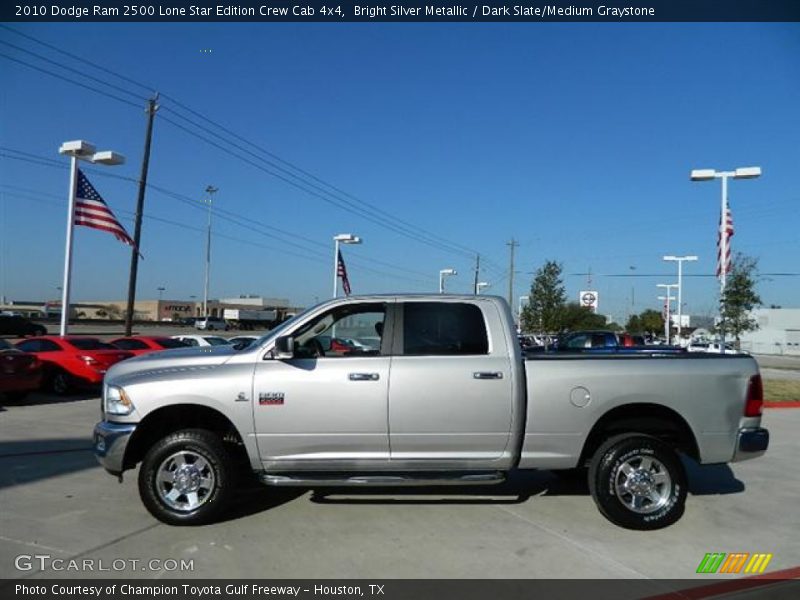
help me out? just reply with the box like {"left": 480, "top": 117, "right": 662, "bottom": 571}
{"left": 105, "top": 344, "right": 238, "bottom": 385}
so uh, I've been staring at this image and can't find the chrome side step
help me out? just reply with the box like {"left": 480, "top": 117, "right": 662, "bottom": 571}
{"left": 260, "top": 471, "right": 505, "bottom": 487}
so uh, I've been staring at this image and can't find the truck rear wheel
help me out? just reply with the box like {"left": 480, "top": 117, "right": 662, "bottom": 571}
{"left": 138, "top": 429, "right": 235, "bottom": 525}
{"left": 588, "top": 434, "right": 686, "bottom": 530}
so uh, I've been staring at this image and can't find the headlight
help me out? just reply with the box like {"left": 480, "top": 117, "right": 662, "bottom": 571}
{"left": 104, "top": 385, "right": 134, "bottom": 416}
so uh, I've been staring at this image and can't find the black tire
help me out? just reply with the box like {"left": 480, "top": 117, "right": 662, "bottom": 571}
{"left": 138, "top": 429, "right": 236, "bottom": 526}
{"left": 588, "top": 434, "right": 686, "bottom": 530}
{"left": 50, "top": 371, "right": 72, "bottom": 395}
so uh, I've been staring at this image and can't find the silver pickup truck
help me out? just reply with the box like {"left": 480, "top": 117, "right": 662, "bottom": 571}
{"left": 93, "top": 295, "right": 768, "bottom": 530}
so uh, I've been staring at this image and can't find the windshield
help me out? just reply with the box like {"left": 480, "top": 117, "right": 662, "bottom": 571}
{"left": 204, "top": 337, "right": 231, "bottom": 346}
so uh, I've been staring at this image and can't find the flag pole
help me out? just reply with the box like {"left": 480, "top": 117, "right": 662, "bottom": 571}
{"left": 59, "top": 157, "right": 79, "bottom": 336}
{"left": 719, "top": 174, "right": 728, "bottom": 353}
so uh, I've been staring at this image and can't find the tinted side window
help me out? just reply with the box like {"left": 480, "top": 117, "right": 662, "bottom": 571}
{"left": 113, "top": 339, "right": 147, "bottom": 350}
{"left": 157, "top": 338, "right": 188, "bottom": 348}
{"left": 403, "top": 302, "right": 488, "bottom": 356}
{"left": 37, "top": 340, "right": 62, "bottom": 352}
{"left": 16, "top": 340, "right": 39, "bottom": 352}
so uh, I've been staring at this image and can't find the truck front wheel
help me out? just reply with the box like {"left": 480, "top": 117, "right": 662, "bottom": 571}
{"left": 138, "top": 429, "right": 235, "bottom": 525}
{"left": 588, "top": 434, "right": 686, "bottom": 530}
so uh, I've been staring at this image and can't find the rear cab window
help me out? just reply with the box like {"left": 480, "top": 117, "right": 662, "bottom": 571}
{"left": 401, "top": 302, "right": 489, "bottom": 356}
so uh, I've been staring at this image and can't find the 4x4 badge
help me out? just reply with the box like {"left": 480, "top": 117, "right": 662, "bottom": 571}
{"left": 259, "top": 392, "right": 285, "bottom": 405}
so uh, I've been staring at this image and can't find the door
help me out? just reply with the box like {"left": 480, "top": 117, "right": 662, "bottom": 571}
{"left": 253, "top": 302, "right": 391, "bottom": 468}
{"left": 388, "top": 301, "right": 514, "bottom": 461}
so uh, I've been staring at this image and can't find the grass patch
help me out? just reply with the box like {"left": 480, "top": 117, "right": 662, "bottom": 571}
{"left": 763, "top": 379, "right": 800, "bottom": 402}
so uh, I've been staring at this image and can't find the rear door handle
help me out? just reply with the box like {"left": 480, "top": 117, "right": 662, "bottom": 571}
{"left": 349, "top": 372, "right": 380, "bottom": 381}
{"left": 474, "top": 371, "right": 503, "bottom": 380}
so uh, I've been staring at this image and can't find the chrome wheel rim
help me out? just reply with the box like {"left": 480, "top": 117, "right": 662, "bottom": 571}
{"left": 614, "top": 455, "right": 671, "bottom": 514}
{"left": 156, "top": 450, "right": 216, "bottom": 512}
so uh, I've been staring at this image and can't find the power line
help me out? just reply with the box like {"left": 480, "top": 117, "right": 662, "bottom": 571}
{"left": 0, "top": 24, "right": 157, "bottom": 94}
{"left": 0, "top": 188, "right": 435, "bottom": 286}
{"left": 0, "top": 39, "right": 146, "bottom": 103}
{"left": 0, "top": 153, "right": 437, "bottom": 282}
{"left": 0, "top": 26, "right": 499, "bottom": 266}
{"left": 0, "top": 52, "right": 142, "bottom": 109}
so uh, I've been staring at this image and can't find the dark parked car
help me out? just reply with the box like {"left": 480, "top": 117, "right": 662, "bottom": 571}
{"left": 110, "top": 336, "right": 189, "bottom": 356}
{"left": 0, "top": 339, "right": 44, "bottom": 400}
{"left": 0, "top": 315, "right": 47, "bottom": 337}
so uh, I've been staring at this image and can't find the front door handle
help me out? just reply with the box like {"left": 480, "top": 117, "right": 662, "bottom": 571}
{"left": 474, "top": 371, "right": 503, "bottom": 380}
{"left": 349, "top": 372, "right": 380, "bottom": 381}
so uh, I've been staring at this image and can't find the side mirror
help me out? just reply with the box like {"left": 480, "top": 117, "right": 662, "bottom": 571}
{"left": 274, "top": 335, "right": 295, "bottom": 359}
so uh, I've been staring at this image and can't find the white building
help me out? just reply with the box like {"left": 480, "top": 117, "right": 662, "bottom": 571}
{"left": 739, "top": 308, "right": 800, "bottom": 356}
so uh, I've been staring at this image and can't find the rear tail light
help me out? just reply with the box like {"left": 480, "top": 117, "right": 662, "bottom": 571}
{"left": 745, "top": 374, "right": 763, "bottom": 417}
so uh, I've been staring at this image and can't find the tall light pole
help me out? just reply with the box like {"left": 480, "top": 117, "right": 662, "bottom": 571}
{"left": 476, "top": 282, "right": 490, "bottom": 294}
{"left": 657, "top": 283, "right": 678, "bottom": 344}
{"left": 663, "top": 255, "right": 698, "bottom": 343}
{"left": 439, "top": 269, "right": 457, "bottom": 294}
{"left": 333, "top": 233, "right": 361, "bottom": 298}
{"left": 690, "top": 166, "right": 761, "bottom": 352}
{"left": 58, "top": 140, "right": 125, "bottom": 336}
{"left": 202, "top": 185, "right": 217, "bottom": 317}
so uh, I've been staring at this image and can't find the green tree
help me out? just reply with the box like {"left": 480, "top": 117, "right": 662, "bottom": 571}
{"left": 626, "top": 309, "right": 664, "bottom": 336}
{"left": 720, "top": 253, "right": 761, "bottom": 343}
{"left": 638, "top": 309, "right": 665, "bottom": 336}
{"left": 559, "top": 302, "right": 608, "bottom": 331}
{"left": 625, "top": 314, "right": 642, "bottom": 332}
{"left": 521, "top": 260, "right": 567, "bottom": 332}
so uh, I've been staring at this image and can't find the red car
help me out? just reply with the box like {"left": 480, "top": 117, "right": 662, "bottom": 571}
{"left": 15, "top": 336, "right": 133, "bottom": 395}
{"left": 110, "top": 336, "right": 188, "bottom": 356}
{"left": 0, "top": 339, "right": 44, "bottom": 401}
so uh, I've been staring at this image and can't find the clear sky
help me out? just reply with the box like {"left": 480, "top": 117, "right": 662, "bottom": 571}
{"left": 1, "top": 23, "right": 798, "bottom": 322}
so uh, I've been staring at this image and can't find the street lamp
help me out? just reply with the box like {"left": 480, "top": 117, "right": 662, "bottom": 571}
{"left": 657, "top": 283, "right": 679, "bottom": 344}
{"left": 202, "top": 185, "right": 217, "bottom": 318}
{"left": 690, "top": 166, "right": 761, "bottom": 352}
{"left": 476, "top": 282, "right": 491, "bottom": 294}
{"left": 663, "top": 255, "right": 698, "bottom": 343}
{"left": 58, "top": 140, "right": 125, "bottom": 336}
{"left": 439, "top": 269, "right": 457, "bottom": 294}
{"left": 333, "top": 233, "right": 361, "bottom": 298}
{"left": 157, "top": 287, "right": 166, "bottom": 300}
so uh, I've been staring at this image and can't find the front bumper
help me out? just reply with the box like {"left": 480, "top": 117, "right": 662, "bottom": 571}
{"left": 93, "top": 420, "right": 137, "bottom": 475}
{"left": 732, "top": 427, "right": 769, "bottom": 462}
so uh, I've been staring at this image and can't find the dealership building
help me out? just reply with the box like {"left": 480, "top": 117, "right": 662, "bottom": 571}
{"left": 738, "top": 308, "right": 800, "bottom": 356}
{"left": 0, "top": 295, "right": 300, "bottom": 323}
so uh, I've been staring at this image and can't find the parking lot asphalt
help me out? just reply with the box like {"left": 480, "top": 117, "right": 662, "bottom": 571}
{"left": 1, "top": 391, "right": 798, "bottom": 583}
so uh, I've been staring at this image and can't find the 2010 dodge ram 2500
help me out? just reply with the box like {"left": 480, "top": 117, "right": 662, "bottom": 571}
{"left": 93, "top": 295, "right": 768, "bottom": 530}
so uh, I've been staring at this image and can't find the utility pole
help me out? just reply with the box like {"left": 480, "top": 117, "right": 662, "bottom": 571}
{"left": 506, "top": 238, "right": 518, "bottom": 307}
{"left": 124, "top": 94, "right": 159, "bottom": 337}
{"left": 203, "top": 185, "right": 218, "bottom": 317}
{"left": 473, "top": 253, "right": 480, "bottom": 295}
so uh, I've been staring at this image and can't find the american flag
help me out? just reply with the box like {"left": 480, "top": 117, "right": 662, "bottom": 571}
{"left": 337, "top": 249, "right": 351, "bottom": 296}
{"left": 73, "top": 169, "right": 135, "bottom": 247}
{"left": 716, "top": 202, "right": 734, "bottom": 278}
